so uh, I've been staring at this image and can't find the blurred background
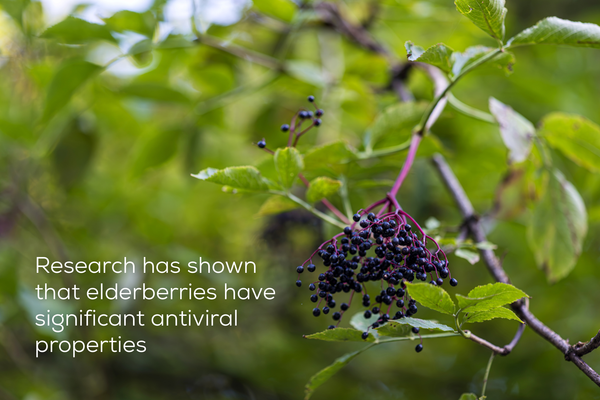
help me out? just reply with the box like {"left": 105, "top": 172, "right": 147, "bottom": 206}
{"left": 0, "top": 0, "right": 600, "bottom": 399}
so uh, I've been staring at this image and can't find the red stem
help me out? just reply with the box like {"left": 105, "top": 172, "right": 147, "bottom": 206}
{"left": 389, "top": 133, "right": 422, "bottom": 199}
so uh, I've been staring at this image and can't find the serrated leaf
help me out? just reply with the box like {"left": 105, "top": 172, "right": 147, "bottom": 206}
{"left": 405, "top": 42, "right": 454, "bottom": 73}
{"left": 304, "top": 349, "right": 363, "bottom": 400}
{"left": 378, "top": 317, "right": 454, "bottom": 334}
{"left": 349, "top": 311, "right": 380, "bottom": 339}
{"left": 274, "top": 147, "right": 303, "bottom": 189}
{"left": 459, "top": 394, "right": 478, "bottom": 400}
{"left": 456, "top": 283, "right": 528, "bottom": 313}
{"left": 42, "top": 60, "right": 103, "bottom": 122}
{"left": 508, "top": 17, "right": 600, "bottom": 48}
{"left": 406, "top": 282, "right": 455, "bottom": 315}
{"left": 451, "top": 46, "right": 515, "bottom": 77}
{"left": 454, "top": 0, "right": 507, "bottom": 41}
{"left": 41, "top": 16, "right": 116, "bottom": 44}
{"left": 303, "top": 141, "right": 356, "bottom": 171}
{"left": 304, "top": 328, "right": 376, "bottom": 343}
{"left": 257, "top": 195, "right": 299, "bottom": 216}
{"left": 191, "top": 166, "right": 270, "bottom": 191}
{"left": 538, "top": 113, "right": 600, "bottom": 173}
{"left": 489, "top": 97, "right": 535, "bottom": 163}
{"left": 369, "top": 101, "right": 427, "bottom": 144}
{"left": 464, "top": 307, "right": 523, "bottom": 323}
{"left": 455, "top": 249, "right": 480, "bottom": 265}
{"left": 527, "top": 170, "right": 588, "bottom": 282}
{"left": 306, "top": 177, "right": 342, "bottom": 203}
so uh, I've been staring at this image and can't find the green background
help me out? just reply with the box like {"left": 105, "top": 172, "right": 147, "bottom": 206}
{"left": 0, "top": 0, "right": 599, "bottom": 399}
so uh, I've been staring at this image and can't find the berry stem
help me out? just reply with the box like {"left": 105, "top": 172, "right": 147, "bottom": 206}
{"left": 389, "top": 133, "right": 421, "bottom": 199}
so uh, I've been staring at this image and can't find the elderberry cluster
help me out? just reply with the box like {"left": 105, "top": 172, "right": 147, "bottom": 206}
{"left": 296, "top": 209, "right": 456, "bottom": 346}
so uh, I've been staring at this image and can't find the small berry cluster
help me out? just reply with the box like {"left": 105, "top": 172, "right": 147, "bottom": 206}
{"left": 257, "top": 95, "right": 324, "bottom": 151}
{"left": 297, "top": 204, "right": 455, "bottom": 351}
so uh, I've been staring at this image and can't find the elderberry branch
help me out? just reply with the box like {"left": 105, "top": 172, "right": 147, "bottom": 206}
{"left": 431, "top": 153, "right": 600, "bottom": 387}
{"left": 573, "top": 330, "right": 600, "bottom": 357}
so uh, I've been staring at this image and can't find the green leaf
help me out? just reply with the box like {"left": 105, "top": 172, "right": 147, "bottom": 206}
{"left": 253, "top": 0, "right": 296, "bottom": 22}
{"left": 103, "top": 10, "right": 156, "bottom": 37}
{"left": 464, "top": 307, "right": 523, "bottom": 324}
{"left": 527, "top": 170, "right": 588, "bottom": 282}
{"left": 274, "top": 147, "right": 304, "bottom": 189}
{"left": 349, "top": 311, "right": 380, "bottom": 339}
{"left": 369, "top": 102, "right": 427, "bottom": 144}
{"left": 538, "top": 113, "right": 600, "bottom": 173}
{"left": 454, "top": 0, "right": 507, "bottom": 41}
{"left": 451, "top": 46, "right": 515, "bottom": 77}
{"left": 458, "top": 394, "right": 478, "bottom": 400}
{"left": 191, "top": 166, "right": 270, "bottom": 192}
{"left": 405, "top": 42, "right": 454, "bottom": 73}
{"left": 131, "top": 129, "right": 180, "bottom": 176}
{"left": 120, "top": 83, "right": 191, "bottom": 104}
{"left": 405, "top": 282, "right": 455, "bottom": 315}
{"left": 305, "top": 349, "right": 364, "bottom": 400}
{"left": 455, "top": 249, "right": 480, "bottom": 265}
{"left": 285, "top": 60, "right": 327, "bottom": 87}
{"left": 306, "top": 177, "right": 342, "bottom": 203}
{"left": 304, "top": 328, "right": 376, "bottom": 343}
{"left": 489, "top": 97, "right": 535, "bottom": 163}
{"left": 456, "top": 283, "right": 528, "bottom": 313}
{"left": 303, "top": 141, "right": 356, "bottom": 170}
{"left": 257, "top": 195, "right": 299, "bottom": 216}
{"left": 41, "top": 16, "right": 116, "bottom": 44}
{"left": 378, "top": 317, "right": 455, "bottom": 335}
{"left": 508, "top": 17, "right": 600, "bottom": 48}
{"left": 42, "top": 60, "right": 103, "bottom": 122}
{"left": 52, "top": 119, "right": 96, "bottom": 189}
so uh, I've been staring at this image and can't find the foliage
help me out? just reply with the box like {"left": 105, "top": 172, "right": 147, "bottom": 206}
{"left": 0, "top": 0, "right": 599, "bottom": 399}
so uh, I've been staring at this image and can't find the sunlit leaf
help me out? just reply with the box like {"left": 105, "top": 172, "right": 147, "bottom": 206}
{"left": 405, "top": 42, "right": 454, "bottom": 73}
{"left": 456, "top": 283, "right": 528, "bottom": 313}
{"left": 306, "top": 177, "right": 342, "bottom": 203}
{"left": 464, "top": 307, "right": 523, "bottom": 323}
{"left": 452, "top": 46, "right": 515, "bottom": 76}
{"left": 489, "top": 97, "right": 535, "bottom": 163}
{"left": 455, "top": 249, "right": 480, "bottom": 265}
{"left": 378, "top": 317, "right": 454, "bottom": 334}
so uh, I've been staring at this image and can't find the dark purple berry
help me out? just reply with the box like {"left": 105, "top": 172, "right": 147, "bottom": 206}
{"left": 296, "top": 280, "right": 302, "bottom": 287}
{"left": 297, "top": 266, "right": 304, "bottom": 273}
{"left": 361, "top": 332, "right": 369, "bottom": 340}
{"left": 415, "top": 344, "right": 423, "bottom": 352}
{"left": 450, "top": 278, "right": 458, "bottom": 286}
{"left": 328, "top": 325, "right": 335, "bottom": 329}
{"left": 307, "top": 264, "right": 316, "bottom": 272}
{"left": 315, "top": 109, "right": 324, "bottom": 117}
{"left": 308, "top": 95, "right": 315, "bottom": 102}
{"left": 412, "top": 327, "right": 420, "bottom": 334}
{"left": 313, "top": 308, "right": 321, "bottom": 317}
{"left": 257, "top": 140, "right": 266, "bottom": 148}
{"left": 281, "top": 124, "right": 290, "bottom": 132}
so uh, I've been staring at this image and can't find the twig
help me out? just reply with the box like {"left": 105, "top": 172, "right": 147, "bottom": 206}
{"left": 431, "top": 153, "right": 600, "bottom": 387}
{"left": 574, "top": 330, "right": 600, "bottom": 357}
